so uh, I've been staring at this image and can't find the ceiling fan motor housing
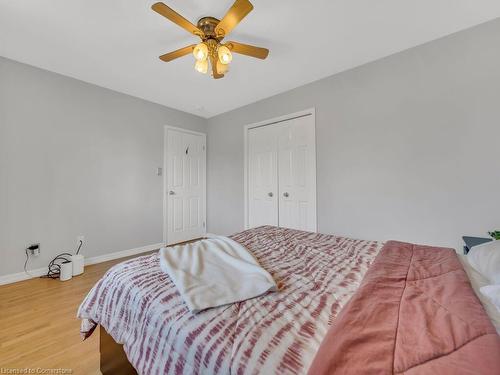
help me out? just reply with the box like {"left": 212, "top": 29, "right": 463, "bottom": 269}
{"left": 197, "top": 17, "right": 222, "bottom": 40}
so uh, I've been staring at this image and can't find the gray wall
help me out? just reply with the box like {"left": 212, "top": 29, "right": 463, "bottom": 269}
{"left": 0, "top": 57, "right": 206, "bottom": 276}
{"left": 207, "top": 19, "right": 500, "bottom": 251}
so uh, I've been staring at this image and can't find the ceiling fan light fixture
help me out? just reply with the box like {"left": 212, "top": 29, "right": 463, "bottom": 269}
{"left": 216, "top": 59, "right": 229, "bottom": 75}
{"left": 194, "top": 59, "right": 208, "bottom": 74}
{"left": 193, "top": 42, "right": 208, "bottom": 61}
{"left": 218, "top": 45, "right": 232, "bottom": 65}
{"left": 152, "top": 0, "right": 269, "bottom": 79}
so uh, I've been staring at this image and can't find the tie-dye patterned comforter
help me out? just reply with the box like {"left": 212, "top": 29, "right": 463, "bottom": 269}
{"left": 78, "top": 226, "right": 382, "bottom": 374}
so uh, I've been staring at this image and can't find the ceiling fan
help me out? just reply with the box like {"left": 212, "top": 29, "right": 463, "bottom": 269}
{"left": 151, "top": 0, "right": 269, "bottom": 79}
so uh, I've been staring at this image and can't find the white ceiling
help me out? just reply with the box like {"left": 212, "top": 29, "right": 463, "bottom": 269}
{"left": 1, "top": 1, "right": 500, "bottom": 118}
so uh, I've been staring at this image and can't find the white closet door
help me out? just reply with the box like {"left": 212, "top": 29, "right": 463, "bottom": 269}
{"left": 248, "top": 124, "right": 279, "bottom": 228}
{"left": 277, "top": 115, "right": 317, "bottom": 231}
{"left": 166, "top": 128, "right": 206, "bottom": 245}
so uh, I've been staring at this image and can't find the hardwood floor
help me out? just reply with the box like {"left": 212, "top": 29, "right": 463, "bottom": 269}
{"left": 0, "top": 250, "right": 157, "bottom": 375}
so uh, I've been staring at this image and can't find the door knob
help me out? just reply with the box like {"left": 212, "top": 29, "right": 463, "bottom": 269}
{"left": 169, "top": 190, "right": 175, "bottom": 195}
{"left": 283, "top": 192, "right": 289, "bottom": 198}
{"left": 268, "top": 192, "right": 274, "bottom": 197}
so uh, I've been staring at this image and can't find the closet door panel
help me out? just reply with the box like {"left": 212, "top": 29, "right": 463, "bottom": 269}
{"left": 278, "top": 116, "right": 316, "bottom": 232}
{"left": 248, "top": 125, "right": 279, "bottom": 228}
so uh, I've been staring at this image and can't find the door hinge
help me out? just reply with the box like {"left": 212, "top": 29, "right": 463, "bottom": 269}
{"left": 203, "top": 221, "right": 206, "bottom": 228}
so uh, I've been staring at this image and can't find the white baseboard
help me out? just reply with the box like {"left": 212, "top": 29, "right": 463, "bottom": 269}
{"left": 0, "top": 267, "right": 49, "bottom": 285}
{"left": 0, "top": 242, "right": 164, "bottom": 286}
{"left": 84, "top": 243, "right": 164, "bottom": 266}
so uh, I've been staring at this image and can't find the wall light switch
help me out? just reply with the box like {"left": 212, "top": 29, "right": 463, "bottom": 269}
{"left": 157, "top": 167, "right": 162, "bottom": 176}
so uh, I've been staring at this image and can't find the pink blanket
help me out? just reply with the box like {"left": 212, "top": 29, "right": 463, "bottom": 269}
{"left": 308, "top": 240, "right": 500, "bottom": 374}
{"left": 78, "top": 226, "right": 382, "bottom": 374}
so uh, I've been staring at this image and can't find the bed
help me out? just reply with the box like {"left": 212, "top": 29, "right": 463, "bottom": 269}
{"left": 78, "top": 226, "right": 382, "bottom": 374}
{"left": 78, "top": 226, "right": 500, "bottom": 374}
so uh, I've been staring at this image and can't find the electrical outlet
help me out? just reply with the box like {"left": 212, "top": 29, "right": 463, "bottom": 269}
{"left": 27, "top": 243, "right": 40, "bottom": 257}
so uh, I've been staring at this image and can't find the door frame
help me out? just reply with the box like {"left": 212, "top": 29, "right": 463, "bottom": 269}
{"left": 163, "top": 125, "right": 207, "bottom": 245}
{"left": 243, "top": 108, "right": 317, "bottom": 230}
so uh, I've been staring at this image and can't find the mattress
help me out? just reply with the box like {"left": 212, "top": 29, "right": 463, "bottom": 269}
{"left": 78, "top": 225, "right": 383, "bottom": 374}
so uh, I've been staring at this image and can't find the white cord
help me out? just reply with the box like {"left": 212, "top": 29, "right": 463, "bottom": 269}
{"left": 24, "top": 248, "right": 34, "bottom": 277}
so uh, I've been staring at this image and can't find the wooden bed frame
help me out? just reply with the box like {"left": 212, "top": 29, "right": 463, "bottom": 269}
{"left": 100, "top": 325, "right": 137, "bottom": 375}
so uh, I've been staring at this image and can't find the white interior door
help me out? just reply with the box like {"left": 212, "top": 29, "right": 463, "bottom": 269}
{"left": 248, "top": 124, "right": 279, "bottom": 228}
{"left": 165, "top": 128, "right": 206, "bottom": 245}
{"left": 277, "top": 115, "right": 317, "bottom": 231}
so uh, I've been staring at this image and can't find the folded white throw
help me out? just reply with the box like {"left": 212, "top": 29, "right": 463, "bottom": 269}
{"left": 159, "top": 236, "right": 277, "bottom": 313}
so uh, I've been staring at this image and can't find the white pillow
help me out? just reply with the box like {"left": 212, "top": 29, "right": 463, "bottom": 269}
{"left": 480, "top": 285, "right": 500, "bottom": 313}
{"left": 466, "top": 240, "right": 500, "bottom": 284}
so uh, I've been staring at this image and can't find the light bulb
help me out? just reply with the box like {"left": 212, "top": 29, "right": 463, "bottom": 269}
{"left": 193, "top": 43, "right": 208, "bottom": 61}
{"left": 216, "top": 60, "right": 229, "bottom": 75}
{"left": 218, "top": 45, "right": 232, "bottom": 65}
{"left": 194, "top": 59, "right": 208, "bottom": 74}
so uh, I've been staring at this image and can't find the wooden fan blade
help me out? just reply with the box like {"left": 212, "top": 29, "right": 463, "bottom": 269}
{"left": 215, "top": 0, "right": 253, "bottom": 38}
{"left": 211, "top": 56, "right": 224, "bottom": 79}
{"left": 159, "top": 44, "right": 196, "bottom": 62}
{"left": 226, "top": 41, "right": 269, "bottom": 59}
{"left": 152, "top": 2, "right": 204, "bottom": 37}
